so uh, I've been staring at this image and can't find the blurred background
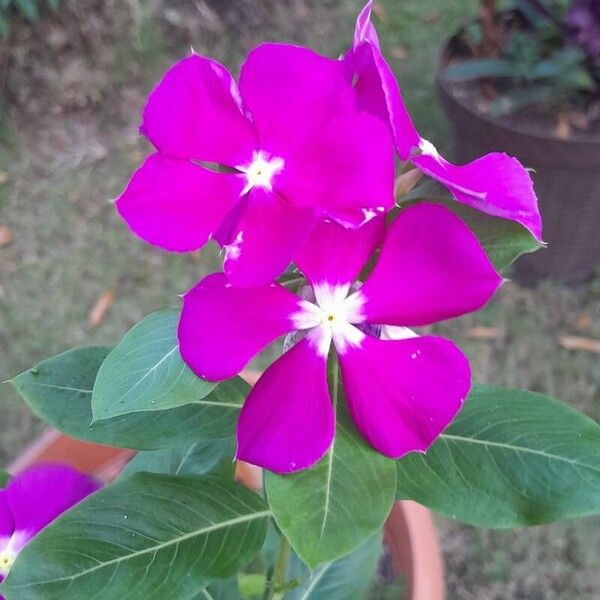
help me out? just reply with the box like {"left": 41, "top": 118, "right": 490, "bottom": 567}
{"left": 0, "top": 1, "right": 598, "bottom": 598}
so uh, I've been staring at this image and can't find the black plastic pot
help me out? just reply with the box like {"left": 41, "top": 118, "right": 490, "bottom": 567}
{"left": 437, "top": 41, "right": 600, "bottom": 286}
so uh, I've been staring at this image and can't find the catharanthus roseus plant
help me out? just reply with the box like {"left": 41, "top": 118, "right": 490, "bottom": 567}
{"left": 2, "top": 2, "right": 600, "bottom": 599}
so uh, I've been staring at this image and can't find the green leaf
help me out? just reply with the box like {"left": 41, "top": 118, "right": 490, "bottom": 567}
{"left": 443, "top": 58, "right": 522, "bottom": 81}
{"left": 0, "top": 471, "right": 9, "bottom": 486}
{"left": 286, "top": 533, "right": 381, "bottom": 600}
{"left": 2, "top": 474, "right": 269, "bottom": 600}
{"left": 92, "top": 310, "right": 215, "bottom": 421}
{"left": 10, "top": 346, "right": 246, "bottom": 449}
{"left": 400, "top": 189, "right": 542, "bottom": 271}
{"left": 14, "top": 0, "right": 38, "bottom": 20}
{"left": 265, "top": 370, "right": 396, "bottom": 568}
{"left": 197, "top": 577, "right": 242, "bottom": 600}
{"left": 396, "top": 384, "right": 600, "bottom": 527}
{"left": 120, "top": 438, "right": 235, "bottom": 480}
{"left": 46, "top": 0, "right": 59, "bottom": 9}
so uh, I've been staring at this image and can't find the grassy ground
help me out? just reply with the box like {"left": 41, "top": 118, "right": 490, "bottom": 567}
{"left": 0, "top": 0, "right": 599, "bottom": 598}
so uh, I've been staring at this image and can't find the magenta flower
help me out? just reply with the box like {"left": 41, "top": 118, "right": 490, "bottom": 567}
{"left": 0, "top": 464, "right": 99, "bottom": 590}
{"left": 178, "top": 203, "right": 502, "bottom": 473}
{"left": 347, "top": 1, "right": 543, "bottom": 240}
{"left": 116, "top": 44, "right": 395, "bottom": 286}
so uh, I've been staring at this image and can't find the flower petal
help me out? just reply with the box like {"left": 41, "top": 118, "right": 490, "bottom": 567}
{"left": 350, "top": 42, "right": 420, "bottom": 161}
{"left": 354, "top": 0, "right": 380, "bottom": 47}
{"left": 6, "top": 464, "right": 99, "bottom": 551}
{"left": 275, "top": 111, "right": 395, "bottom": 221}
{"left": 116, "top": 153, "right": 244, "bottom": 253}
{"left": 179, "top": 273, "right": 301, "bottom": 381}
{"left": 295, "top": 216, "right": 385, "bottom": 287}
{"left": 239, "top": 43, "right": 354, "bottom": 157}
{"left": 0, "top": 490, "right": 13, "bottom": 540}
{"left": 339, "top": 334, "right": 470, "bottom": 457}
{"left": 223, "top": 189, "right": 317, "bottom": 287}
{"left": 359, "top": 203, "right": 502, "bottom": 326}
{"left": 141, "top": 54, "right": 257, "bottom": 166}
{"left": 412, "top": 148, "right": 543, "bottom": 240}
{"left": 236, "top": 338, "right": 333, "bottom": 473}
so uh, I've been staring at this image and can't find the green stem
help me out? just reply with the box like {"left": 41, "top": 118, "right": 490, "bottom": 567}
{"left": 267, "top": 535, "right": 291, "bottom": 600}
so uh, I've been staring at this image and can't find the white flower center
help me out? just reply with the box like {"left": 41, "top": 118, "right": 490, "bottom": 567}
{"left": 291, "top": 283, "right": 366, "bottom": 357}
{"left": 237, "top": 150, "right": 284, "bottom": 195}
{"left": 418, "top": 138, "right": 441, "bottom": 161}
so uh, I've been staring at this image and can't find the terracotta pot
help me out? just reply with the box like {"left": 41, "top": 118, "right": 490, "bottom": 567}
{"left": 7, "top": 368, "right": 445, "bottom": 599}
{"left": 436, "top": 36, "right": 600, "bottom": 286}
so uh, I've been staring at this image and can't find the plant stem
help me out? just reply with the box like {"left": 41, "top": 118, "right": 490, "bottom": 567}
{"left": 267, "top": 535, "right": 291, "bottom": 600}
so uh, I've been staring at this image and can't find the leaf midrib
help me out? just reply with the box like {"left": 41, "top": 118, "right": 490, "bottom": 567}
{"left": 100, "top": 345, "right": 179, "bottom": 406}
{"left": 441, "top": 433, "right": 600, "bottom": 473}
{"left": 8, "top": 509, "right": 272, "bottom": 589}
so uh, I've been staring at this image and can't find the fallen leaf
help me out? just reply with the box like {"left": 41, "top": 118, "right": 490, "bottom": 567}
{"left": 372, "top": 1, "right": 387, "bottom": 21}
{"left": 556, "top": 114, "right": 571, "bottom": 140}
{"left": 558, "top": 335, "right": 600, "bottom": 354}
{"left": 575, "top": 313, "right": 592, "bottom": 332}
{"left": 0, "top": 172, "right": 8, "bottom": 185}
{"left": 423, "top": 10, "right": 441, "bottom": 23}
{"left": 391, "top": 46, "right": 408, "bottom": 60}
{"left": 465, "top": 326, "right": 504, "bottom": 340}
{"left": 0, "top": 225, "right": 12, "bottom": 247}
{"left": 88, "top": 290, "right": 116, "bottom": 326}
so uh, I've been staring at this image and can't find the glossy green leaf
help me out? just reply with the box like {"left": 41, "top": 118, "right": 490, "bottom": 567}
{"left": 286, "top": 533, "right": 381, "bottom": 600}
{"left": 197, "top": 577, "right": 242, "bottom": 600}
{"left": 396, "top": 384, "right": 600, "bottom": 527}
{"left": 265, "top": 371, "right": 396, "bottom": 568}
{"left": 10, "top": 346, "right": 246, "bottom": 449}
{"left": 2, "top": 474, "right": 269, "bottom": 600}
{"left": 121, "top": 438, "right": 235, "bottom": 480}
{"left": 399, "top": 188, "right": 542, "bottom": 271}
{"left": 92, "top": 310, "right": 215, "bottom": 421}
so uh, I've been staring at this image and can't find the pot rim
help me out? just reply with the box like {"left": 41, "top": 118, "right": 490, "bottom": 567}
{"left": 436, "top": 24, "right": 600, "bottom": 149}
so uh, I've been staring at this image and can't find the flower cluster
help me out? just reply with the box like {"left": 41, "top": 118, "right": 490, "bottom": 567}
{"left": 117, "top": 1, "right": 541, "bottom": 473}
{"left": 0, "top": 464, "right": 99, "bottom": 591}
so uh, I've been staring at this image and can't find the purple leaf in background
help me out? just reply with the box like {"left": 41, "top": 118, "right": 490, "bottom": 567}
{"left": 567, "top": 0, "right": 600, "bottom": 59}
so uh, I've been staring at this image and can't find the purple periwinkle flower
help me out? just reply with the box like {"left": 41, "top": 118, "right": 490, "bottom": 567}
{"left": 567, "top": 0, "right": 600, "bottom": 59}
{"left": 346, "top": 1, "right": 543, "bottom": 240}
{"left": 116, "top": 44, "right": 395, "bottom": 287}
{"left": 178, "top": 203, "right": 503, "bottom": 473}
{"left": 0, "top": 464, "right": 99, "bottom": 590}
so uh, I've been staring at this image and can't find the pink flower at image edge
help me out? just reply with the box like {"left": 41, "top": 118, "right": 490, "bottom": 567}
{"left": 0, "top": 464, "right": 100, "bottom": 593}
{"left": 178, "top": 203, "right": 503, "bottom": 473}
